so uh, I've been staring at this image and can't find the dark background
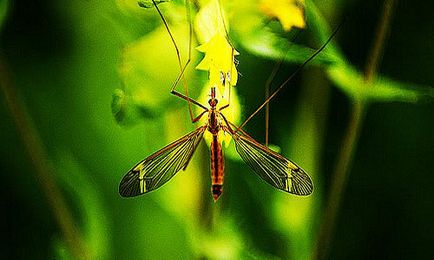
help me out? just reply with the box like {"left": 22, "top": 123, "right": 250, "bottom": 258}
{"left": 1, "top": 0, "right": 433, "bottom": 259}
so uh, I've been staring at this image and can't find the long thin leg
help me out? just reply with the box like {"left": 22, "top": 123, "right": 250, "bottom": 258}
{"left": 263, "top": 31, "right": 301, "bottom": 145}
{"left": 152, "top": 0, "right": 208, "bottom": 118}
{"left": 264, "top": 61, "right": 283, "bottom": 146}
{"left": 235, "top": 22, "right": 343, "bottom": 134}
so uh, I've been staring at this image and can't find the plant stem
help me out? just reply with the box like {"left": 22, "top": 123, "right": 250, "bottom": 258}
{"left": 312, "top": 100, "right": 365, "bottom": 260}
{"left": 0, "top": 58, "right": 89, "bottom": 259}
{"left": 312, "top": 0, "right": 396, "bottom": 259}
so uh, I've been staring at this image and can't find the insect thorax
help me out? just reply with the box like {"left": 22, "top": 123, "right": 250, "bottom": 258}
{"left": 207, "top": 109, "right": 222, "bottom": 135}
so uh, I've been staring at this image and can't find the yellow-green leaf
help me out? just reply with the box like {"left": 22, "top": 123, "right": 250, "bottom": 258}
{"left": 328, "top": 64, "right": 434, "bottom": 103}
{"left": 114, "top": 21, "right": 201, "bottom": 125}
{"left": 194, "top": 0, "right": 239, "bottom": 93}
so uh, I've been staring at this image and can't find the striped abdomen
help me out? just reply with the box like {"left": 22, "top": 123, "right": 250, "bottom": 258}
{"left": 210, "top": 134, "right": 224, "bottom": 201}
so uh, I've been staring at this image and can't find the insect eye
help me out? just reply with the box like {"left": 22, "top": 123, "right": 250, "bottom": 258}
{"left": 208, "top": 98, "right": 218, "bottom": 106}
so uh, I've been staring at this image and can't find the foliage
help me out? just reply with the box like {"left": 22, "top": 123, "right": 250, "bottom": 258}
{"left": 1, "top": 0, "right": 433, "bottom": 259}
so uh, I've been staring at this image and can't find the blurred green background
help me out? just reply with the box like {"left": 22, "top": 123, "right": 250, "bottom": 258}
{"left": 1, "top": 0, "right": 433, "bottom": 259}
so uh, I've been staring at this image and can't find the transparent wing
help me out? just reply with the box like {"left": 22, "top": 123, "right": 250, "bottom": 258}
{"left": 119, "top": 126, "right": 206, "bottom": 197}
{"left": 228, "top": 127, "right": 313, "bottom": 195}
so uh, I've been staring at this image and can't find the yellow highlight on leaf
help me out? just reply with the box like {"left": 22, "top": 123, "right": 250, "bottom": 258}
{"left": 196, "top": 34, "right": 239, "bottom": 92}
{"left": 195, "top": 0, "right": 227, "bottom": 43}
{"left": 260, "top": 0, "right": 306, "bottom": 31}
{"left": 195, "top": 0, "right": 239, "bottom": 93}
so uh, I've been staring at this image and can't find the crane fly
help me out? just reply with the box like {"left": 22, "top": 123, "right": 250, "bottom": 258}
{"left": 119, "top": 0, "right": 340, "bottom": 201}
{"left": 119, "top": 86, "right": 313, "bottom": 200}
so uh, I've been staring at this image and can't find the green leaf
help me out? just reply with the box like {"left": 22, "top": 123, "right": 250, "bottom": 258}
{"left": 230, "top": 0, "right": 339, "bottom": 66}
{"left": 115, "top": 21, "right": 202, "bottom": 125}
{"left": 306, "top": 0, "right": 433, "bottom": 103}
{"left": 138, "top": 0, "right": 171, "bottom": 9}
{"left": 328, "top": 63, "right": 434, "bottom": 102}
{"left": 239, "top": 28, "right": 338, "bottom": 66}
{"left": 305, "top": 0, "right": 345, "bottom": 62}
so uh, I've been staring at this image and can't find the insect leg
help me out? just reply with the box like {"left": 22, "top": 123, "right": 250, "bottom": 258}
{"left": 152, "top": 0, "right": 208, "bottom": 119}
{"left": 264, "top": 61, "right": 283, "bottom": 146}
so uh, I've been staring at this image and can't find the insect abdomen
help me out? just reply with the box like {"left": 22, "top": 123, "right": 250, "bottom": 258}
{"left": 210, "top": 134, "right": 224, "bottom": 201}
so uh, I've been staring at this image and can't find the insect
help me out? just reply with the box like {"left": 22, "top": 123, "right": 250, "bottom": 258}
{"left": 119, "top": 0, "right": 339, "bottom": 200}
